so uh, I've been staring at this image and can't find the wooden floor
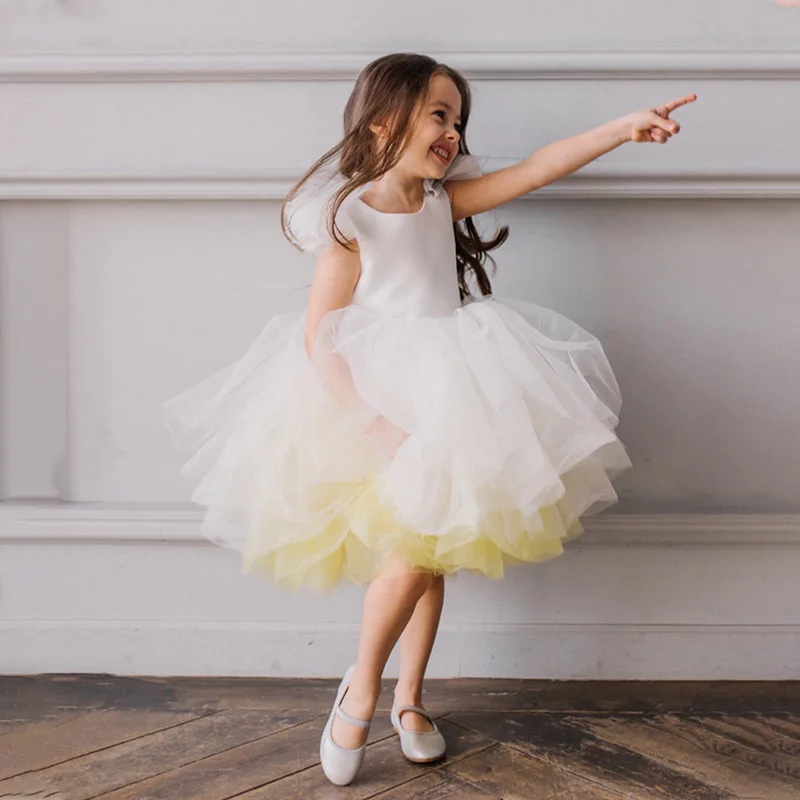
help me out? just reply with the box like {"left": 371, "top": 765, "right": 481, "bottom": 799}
{"left": 2, "top": 675, "right": 800, "bottom": 799}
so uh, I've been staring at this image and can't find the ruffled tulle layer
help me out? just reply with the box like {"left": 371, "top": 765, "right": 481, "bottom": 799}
{"left": 161, "top": 294, "right": 632, "bottom": 592}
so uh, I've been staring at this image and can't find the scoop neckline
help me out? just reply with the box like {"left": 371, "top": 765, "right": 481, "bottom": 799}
{"left": 357, "top": 188, "right": 427, "bottom": 217}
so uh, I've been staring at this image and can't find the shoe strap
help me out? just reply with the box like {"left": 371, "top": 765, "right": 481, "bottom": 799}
{"left": 335, "top": 703, "right": 371, "bottom": 728}
{"left": 396, "top": 704, "right": 434, "bottom": 725}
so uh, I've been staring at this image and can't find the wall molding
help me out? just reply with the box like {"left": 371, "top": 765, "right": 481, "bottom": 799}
{"left": 1, "top": 502, "right": 799, "bottom": 547}
{"left": 2, "top": 173, "right": 800, "bottom": 200}
{"left": 4, "top": 505, "right": 798, "bottom": 678}
{"left": 2, "top": 51, "right": 797, "bottom": 199}
{"left": 1, "top": 50, "right": 800, "bottom": 82}
{"left": 2, "top": 618, "right": 798, "bottom": 679}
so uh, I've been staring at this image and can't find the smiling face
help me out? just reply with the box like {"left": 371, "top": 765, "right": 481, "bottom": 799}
{"left": 399, "top": 72, "right": 463, "bottom": 178}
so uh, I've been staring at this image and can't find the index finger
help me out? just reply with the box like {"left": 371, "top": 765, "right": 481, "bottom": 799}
{"left": 657, "top": 94, "right": 698, "bottom": 116}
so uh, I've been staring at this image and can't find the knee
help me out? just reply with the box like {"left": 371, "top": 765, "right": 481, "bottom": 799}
{"left": 382, "top": 566, "right": 433, "bottom": 603}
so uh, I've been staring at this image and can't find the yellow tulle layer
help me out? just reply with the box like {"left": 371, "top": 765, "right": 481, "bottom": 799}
{"left": 240, "top": 479, "right": 585, "bottom": 593}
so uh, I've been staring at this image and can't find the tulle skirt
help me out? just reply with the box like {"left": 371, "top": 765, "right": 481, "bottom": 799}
{"left": 161, "top": 294, "right": 632, "bottom": 592}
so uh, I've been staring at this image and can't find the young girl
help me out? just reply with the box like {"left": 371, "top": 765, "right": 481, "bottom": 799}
{"left": 161, "top": 53, "right": 695, "bottom": 786}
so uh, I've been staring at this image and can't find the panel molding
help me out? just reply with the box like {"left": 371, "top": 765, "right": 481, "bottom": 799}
{"left": 1, "top": 502, "right": 799, "bottom": 546}
{"left": 3, "top": 506, "right": 798, "bottom": 677}
{"left": 2, "top": 50, "right": 800, "bottom": 82}
{"left": 2, "top": 51, "right": 798, "bottom": 198}
{"left": 2, "top": 172, "right": 800, "bottom": 200}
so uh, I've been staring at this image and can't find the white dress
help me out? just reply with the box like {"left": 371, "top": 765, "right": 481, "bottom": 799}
{"left": 161, "top": 154, "right": 632, "bottom": 592}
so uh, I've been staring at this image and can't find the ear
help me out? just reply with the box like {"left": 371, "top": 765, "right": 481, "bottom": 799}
{"left": 369, "top": 121, "right": 389, "bottom": 139}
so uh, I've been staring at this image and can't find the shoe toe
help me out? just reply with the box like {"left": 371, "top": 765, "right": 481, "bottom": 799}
{"left": 319, "top": 664, "right": 371, "bottom": 786}
{"left": 402, "top": 729, "right": 446, "bottom": 762}
{"left": 391, "top": 704, "right": 447, "bottom": 762}
{"left": 320, "top": 735, "right": 366, "bottom": 785}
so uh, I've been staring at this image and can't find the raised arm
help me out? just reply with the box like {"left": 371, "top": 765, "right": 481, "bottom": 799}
{"left": 447, "top": 94, "right": 697, "bottom": 221}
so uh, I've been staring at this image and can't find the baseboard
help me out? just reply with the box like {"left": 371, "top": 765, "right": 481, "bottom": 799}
{"left": 2, "top": 619, "right": 798, "bottom": 680}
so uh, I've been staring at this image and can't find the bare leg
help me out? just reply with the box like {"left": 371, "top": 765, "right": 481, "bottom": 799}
{"left": 394, "top": 573, "right": 444, "bottom": 732}
{"left": 331, "top": 554, "right": 434, "bottom": 750}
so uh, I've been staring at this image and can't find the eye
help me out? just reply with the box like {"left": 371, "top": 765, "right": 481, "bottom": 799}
{"left": 433, "top": 109, "right": 463, "bottom": 131}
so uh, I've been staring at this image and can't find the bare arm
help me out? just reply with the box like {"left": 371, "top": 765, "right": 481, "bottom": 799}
{"left": 305, "top": 238, "right": 409, "bottom": 456}
{"left": 447, "top": 94, "right": 697, "bottom": 221}
{"left": 305, "top": 239, "right": 360, "bottom": 358}
{"left": 304, "top": 237, "right": 372, "bottom": 417}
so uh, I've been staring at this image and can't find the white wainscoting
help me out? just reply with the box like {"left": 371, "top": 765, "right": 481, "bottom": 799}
{"left": 2, "top": 504, "right": 800, "bottom": 678}
{"left": 2, "top": 24, "right": 799, "bottom": 677}
{"left": 2, "top": 51, "right": 800, "bottom": 200}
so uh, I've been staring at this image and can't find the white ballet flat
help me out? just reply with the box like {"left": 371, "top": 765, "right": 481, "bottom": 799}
{"left": 319, "top": 663, "right": 372, "bottom": 786}
{"left": 390, "top": 698, "right": 447, "bottom": 763}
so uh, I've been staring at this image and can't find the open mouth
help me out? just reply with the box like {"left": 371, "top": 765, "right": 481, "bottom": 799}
{"left": 430, "top": 146, "right": 450, "bottom": 165}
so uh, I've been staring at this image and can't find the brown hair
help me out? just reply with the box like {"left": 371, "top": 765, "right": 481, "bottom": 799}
{"left": 281, "top": 53, "right": 509, "bottom": 300}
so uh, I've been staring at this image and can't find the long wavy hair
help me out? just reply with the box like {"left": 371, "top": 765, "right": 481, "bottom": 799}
{"left": 281, "top": 53, "right": 509, "bottom": 300}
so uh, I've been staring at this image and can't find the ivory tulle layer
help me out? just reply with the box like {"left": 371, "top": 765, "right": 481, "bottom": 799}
{"left": 161, "top": 295, "right": 632, "bottom": 592}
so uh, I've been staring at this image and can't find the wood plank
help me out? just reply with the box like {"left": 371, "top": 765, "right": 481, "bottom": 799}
{"left": 5, "top": 675, "right": 800, "bottom": 716}
{"left": 0, "top": 709, "right": 204, "bottom": 780}
{"left": 649, "top": 715, "right": 800, "bottom": 782}
{"left": 237, "top": 718, "right": 494, "bottom": 799}
{"left": 584, "top": 713, "right": 800, "bottom": 799}
{"left": 0, "top": 674, "right": 179, "bottom": 719}
{"left": 4, "top": 675, "right": 800, "bottom": 799}
{"left": 0, "top": 710, "right": 88, "bottom": 738}
{"left": 447, "top": 712, "right": 732, "bottom": 799}
{"left": 651, "top": 715, "right": 800, "bottom": 782}
{"left": 165, "top": 676, "right": 429, "bottom": 715}
{"left": 165, "top": 675, "right": 353, "bottom": 713}
{"left": 443, "top": 741, "right": 635, "bottom": 799}
{"left": 91, "top": 713, "right": 395, "bottom": 799}
{"left": 163, "top": 677, "right": 800, "bottom": 715}
{"left": 370, "top": 769, "right": 501, "bottom": 798}
{"left": 690, "top": 715, "right": 800, "bottom": 757}
{"left": 758, "top": 714, "right": 800, "bottom": 741}
{"left": 0, "top": 708, "right": 319, "bottom": 798}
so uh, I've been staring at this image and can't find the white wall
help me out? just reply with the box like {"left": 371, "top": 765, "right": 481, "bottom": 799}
{"left": 1, "top": 0, "right": 799, "bottom": 679}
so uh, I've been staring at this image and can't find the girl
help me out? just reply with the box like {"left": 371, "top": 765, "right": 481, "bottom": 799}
{"left": 161, "top": 53, "right": 695, "bottom": 786}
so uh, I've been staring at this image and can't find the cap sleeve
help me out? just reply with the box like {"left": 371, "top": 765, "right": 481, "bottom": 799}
{"left": 284, "top": 166, "right": 359, "bottom": 255}
{"left": 423, "top": 152, "right": 487, "bottom": 199}
{"left": 445, "top": 152, "right": 485, "bottom": 181}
